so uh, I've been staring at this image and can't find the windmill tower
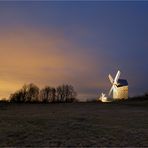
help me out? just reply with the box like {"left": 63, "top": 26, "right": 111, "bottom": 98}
{"left": 108, "top": 70, "right": 128, "bottom": 100}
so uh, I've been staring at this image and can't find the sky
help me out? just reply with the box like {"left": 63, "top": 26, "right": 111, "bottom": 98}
{"left": 0, "top": 1, "right": 148, "bottom": 101}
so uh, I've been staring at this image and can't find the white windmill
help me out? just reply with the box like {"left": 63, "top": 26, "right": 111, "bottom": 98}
{"left": 108, "top": 70, "right": 128, "bottom": 100}
{"left": 99, "top": 93, "right": 107, "bottom": 102}
{"left": 99, "top": 93, "right": 112, "bottom": 102}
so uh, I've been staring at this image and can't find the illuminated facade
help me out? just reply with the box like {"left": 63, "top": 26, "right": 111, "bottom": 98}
{"left": 113, "top": 79, "right": 128, "bottom": 99}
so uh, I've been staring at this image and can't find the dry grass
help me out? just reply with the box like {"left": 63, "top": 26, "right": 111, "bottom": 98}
{"left": 0, "top": 102, "right": 148, "bottom": 147}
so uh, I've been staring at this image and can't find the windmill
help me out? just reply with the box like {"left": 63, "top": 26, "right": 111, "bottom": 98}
{"left": 99, "top": 93, "right": 112, "bottom": 102}
{"left": 99, "top": 93, "right": 108, "bottom": 102}
{"left": 99, "top": 93, "right": 107, "bottom": 102}
{"left": 108, "top": 70, "right": 128, "bottom": 100}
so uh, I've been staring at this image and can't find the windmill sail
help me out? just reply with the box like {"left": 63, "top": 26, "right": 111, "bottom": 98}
{"left": 108, "top": 70, "right": 121, "bottom": 96}
{"left": 114, "top": 70, "right": 121, "bottom": 84}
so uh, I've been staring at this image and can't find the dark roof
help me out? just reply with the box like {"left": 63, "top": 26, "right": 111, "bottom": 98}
{"left": 117, "top": 79, "right": 128, "bottom": 87}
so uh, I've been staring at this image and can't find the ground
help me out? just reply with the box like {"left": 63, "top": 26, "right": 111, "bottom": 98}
{"left": 0, "top": 101, "right": 148, "bottom": 147}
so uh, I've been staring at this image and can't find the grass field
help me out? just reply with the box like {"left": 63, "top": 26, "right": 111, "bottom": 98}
{"left": 0, "top": 101, "right": 148, "bottom": 147}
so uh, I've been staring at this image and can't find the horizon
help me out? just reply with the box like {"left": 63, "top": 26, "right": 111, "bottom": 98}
{"left": 0, "top": 1, "right": 148, "bottom": 101}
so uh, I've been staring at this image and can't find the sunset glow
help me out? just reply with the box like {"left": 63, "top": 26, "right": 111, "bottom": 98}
{"left": 0, "top": 1, "right": 148, "bottom": 100}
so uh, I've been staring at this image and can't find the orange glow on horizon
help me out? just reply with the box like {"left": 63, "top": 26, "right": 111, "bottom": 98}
{"left": 0, "top": 27, "right": 105, "bottom": 100}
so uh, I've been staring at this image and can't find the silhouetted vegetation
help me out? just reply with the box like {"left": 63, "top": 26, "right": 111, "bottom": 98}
{"left": 128, "top": 94, "right": 148, "bottom": 101}
{"left": 9, "top": 83, "right": 77, "bottom": 103}
{"left": 86, "top": 98, "right": 98, "bottom": 103}
{"left": 85, "top": 93, "right": 148, "bottom": 103}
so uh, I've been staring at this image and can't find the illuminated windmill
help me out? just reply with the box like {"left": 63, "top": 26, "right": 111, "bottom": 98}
{"left": 99, "top": 93, "right": 112, "bottom": 102}
{"left": 99, "top": 93, "right": 107, "bottom": 102}
{"left": 108, "top": 70, "right": 128, "bottom": 99}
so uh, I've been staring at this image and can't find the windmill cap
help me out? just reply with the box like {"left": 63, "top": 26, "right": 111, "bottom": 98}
{"left": 117, "top": 79, "right": 128, "bottom": 87}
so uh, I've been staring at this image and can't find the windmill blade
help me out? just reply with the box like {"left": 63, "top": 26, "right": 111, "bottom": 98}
{"left": 114, "top": 70, "right": 121, "bottom": 84}
{"left": 109, "top": 85, "right": 114, "bottom": 96}
{"left": 109, "top": 74, "right": 114, "bottom": 84}
{"left": 113, "top": 85, "right": 118, "bottom": 94}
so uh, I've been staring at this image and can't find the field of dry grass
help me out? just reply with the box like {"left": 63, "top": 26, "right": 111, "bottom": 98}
{"left": 0, "top": 101, "right": 148, "bottom": 147}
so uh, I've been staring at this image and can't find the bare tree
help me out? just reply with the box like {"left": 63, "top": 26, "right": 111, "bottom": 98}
{"left": 40, "top": 86, "right": 52, "bottom": 102}
{"left": 9, "top": 83, "right": 77, "bottom": 103}
{"left": 10, "top": 90, "right": 24, "bottom": 103}
{"left": 25, "top": 83, "right": 40, "bottom": 102}
{"left": 56, "top": 84, "right": 77, "bottom": 102}
{"left": 51, "top": 88, "right": 56, "bottom": 103}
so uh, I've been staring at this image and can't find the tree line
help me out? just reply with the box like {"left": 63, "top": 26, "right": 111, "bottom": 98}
{"left": 9, "top": 83, "right": 77, "bottom": 103}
